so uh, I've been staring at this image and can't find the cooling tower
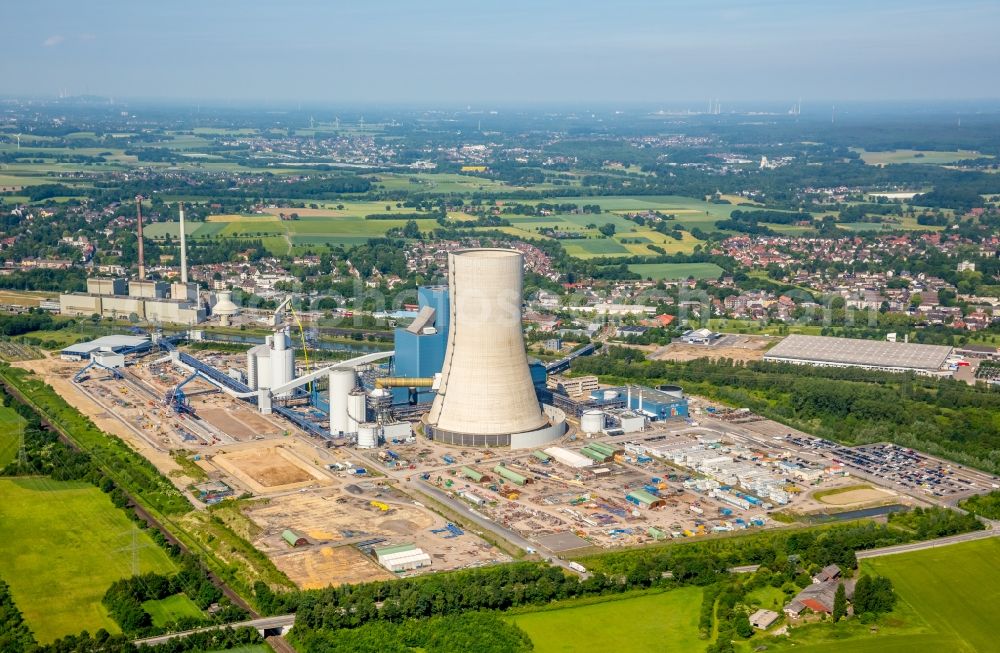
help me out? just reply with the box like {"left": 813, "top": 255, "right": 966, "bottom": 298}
{"left": 427, "top": 248, "right": 565, "bottom": 447}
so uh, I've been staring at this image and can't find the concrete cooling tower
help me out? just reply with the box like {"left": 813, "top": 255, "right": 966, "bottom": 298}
{"left": 426, "top": 248, "right": 566, "bottom": 448}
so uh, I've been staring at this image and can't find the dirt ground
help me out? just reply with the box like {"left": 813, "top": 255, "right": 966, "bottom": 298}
{"left": 649, "top": 335, "right": 772, "bottom": 363}
{"left": 816, "top": 487, "right": 896, "bottom": 506}
{"left": 270, "top": 545, "right": 394, "bottom": 589}
{"left": 243, "top": 485, "right": 508, "bottom": 588}
{"left": 196, "top": 406, "right": 284, "bottom": 440}
{"left": 212, "top": 446, "right": 331, "bottom": 494}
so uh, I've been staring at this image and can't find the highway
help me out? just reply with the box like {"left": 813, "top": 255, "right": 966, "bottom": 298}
{"left": 134, "top": 615, "right": 295, "bottom": 646}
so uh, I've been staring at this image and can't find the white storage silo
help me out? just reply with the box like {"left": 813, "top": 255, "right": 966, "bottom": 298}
{"left": 257, "top": 345, "right": 272, "bottom": 390}
{"left": 328, "top": 368, "right": 357, "bottom": 435}
{"left": 357, "top": 423, "right": 380, "bottom": 448}
{"left": 347, "top": 390, "right": 367, "bottom": 433}
{"left": 581, "top": 409, "right": 605, "bottom": 434}
{"left": 270, "top": 329, "right": 295, "bottom": 397}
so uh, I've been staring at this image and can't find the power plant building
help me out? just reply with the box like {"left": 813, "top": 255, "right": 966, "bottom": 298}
{"left": 392, "top": 286, "right": 449, "bottom": 404}
{"left": 425, "top": 249, "right": 566, "bottom": 448}
{"left": 58, "top": 202, "right": 205, "bottom": 326}
{"left": 590, "top": 385, "right": 688, "bottom": 421}
{"left": 246, "top": 328, "right": 296, "bottom": 397}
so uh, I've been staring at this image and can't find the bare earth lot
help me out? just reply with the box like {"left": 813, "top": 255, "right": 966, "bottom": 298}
{"left": 650, "top": 335, "right": 772, "bottom": 363}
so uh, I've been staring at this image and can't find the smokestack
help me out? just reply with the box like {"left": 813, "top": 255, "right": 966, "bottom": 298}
{"left": 178, "top": 202, "right": 188, "bottom": 284}
{"left": 136, "top": 195, "right": 146, "bottom": 281}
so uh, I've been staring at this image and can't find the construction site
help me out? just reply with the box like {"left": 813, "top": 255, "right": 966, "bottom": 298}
{"left": 36, "top": 246, "right": 970, "bottom": 588}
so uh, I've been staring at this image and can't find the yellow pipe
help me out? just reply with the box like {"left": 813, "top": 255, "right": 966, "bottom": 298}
{"left": 374, "top": 377, "right": 435, "bottom": 388}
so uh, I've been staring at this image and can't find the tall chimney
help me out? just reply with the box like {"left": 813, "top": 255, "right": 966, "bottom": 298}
{"left": 178, "top": 202, "right": 188, "bottom": 284}
{"left": 136, "top": 195, "right": 146, "bottom": 281}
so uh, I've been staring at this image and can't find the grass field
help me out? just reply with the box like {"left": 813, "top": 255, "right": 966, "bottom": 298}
{"left": 142, "top": 593, "right": 204, "bottom": 627}
{"left": 0, "top": 477, "right": 178, "bottom": 642}
{"left": 508, "top": 587, "right": 704, "bottom": 653}
{"left": 753, "top": 538, "right": 1000, "bottom": 653}
{"left": 856, "top": 148, "right": 992, "bottom": 166}
{"left": 628, "top": 262, "right": 724, "bottom": 280}
{"left": 862, "top": 538, "right": 999, "bottom": 653}
{"left": 0, "top": 399, "right": 25, "bottom": 467}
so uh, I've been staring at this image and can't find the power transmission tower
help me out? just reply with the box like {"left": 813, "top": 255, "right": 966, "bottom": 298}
{"left": 117, "top": 526, "right": 152, "bottom": 576}
{"left": 17, "top": 429, "right": 28, "bottom": 468}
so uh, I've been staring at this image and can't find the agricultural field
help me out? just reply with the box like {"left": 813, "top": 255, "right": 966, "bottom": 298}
{"left": 0, "top": 477, "right": 178, "bottom": 642}
{"left": 145, "top": 202, "right": 442, "bottom": 254}
{"left": 508, "top": 587, "right": 704, "bottom": 653}
{"left": 627, "top": 262, "right": 725, "bottom": 281}
{"left": 755, "top": 538, "right": 1000, "bottom": 653}
{"left": 855, "top": 148, "right": 992, "bottom": 166}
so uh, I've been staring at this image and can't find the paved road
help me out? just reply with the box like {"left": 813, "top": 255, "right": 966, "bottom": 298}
{"left": 856, "top": 525, "right": 997, "bottom": 559}
{"left": 134, "top": 615, "right": 295, "bottom": 646}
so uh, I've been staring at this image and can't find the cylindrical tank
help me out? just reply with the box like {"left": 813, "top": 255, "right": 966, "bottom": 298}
{"left": 581, "top": 409, "right": 605, "bottom": 434}
{"left": 347, "top": 390, "right": 367, "bottom": 433}
{"left": 427, "top": 249, "right": 547, "bottom": 438}
{"left": 328, "top": 368, "right": 357, "bottom": 435}
{"left": 357, "top": 423, "right": 380, "bottom": 449}
{"left": 659, "top": 384, "right": 684, "bottom": 398}
{"left": 270, "top": 330, "right": 295, "bottom": 397}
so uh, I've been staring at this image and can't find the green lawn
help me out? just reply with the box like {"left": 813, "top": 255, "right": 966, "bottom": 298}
{"left": 142, "top": 593, "right": 204, "bottom": 627}
{"left": 0, "top": 477, "right": 178, "bottom": 642}
{"left": 745, "top": 585, "right": 786, "bottom": 612}
{"left": 628, "top": 262, "right": 724, "bottom": 281}
{"left": 0, "top": 400, "right": 25, "bottom": 467}
{"left": 508, "top": 587, "right": 704, "bottom": 653}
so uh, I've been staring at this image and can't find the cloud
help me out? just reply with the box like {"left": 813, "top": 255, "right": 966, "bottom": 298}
{"left": 42, "top": 35, "right": 64, "bottom": 47}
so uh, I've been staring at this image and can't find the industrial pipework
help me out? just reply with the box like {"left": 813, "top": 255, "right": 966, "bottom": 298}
{"left": 374, "top": 377, "right": 435, "bottom": 388}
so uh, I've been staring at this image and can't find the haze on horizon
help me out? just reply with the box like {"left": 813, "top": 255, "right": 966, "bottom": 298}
{"left": 4, "top": 0, "right": 999, "bottom": 106}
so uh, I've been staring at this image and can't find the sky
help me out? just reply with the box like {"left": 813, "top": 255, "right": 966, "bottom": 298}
{"left": 3, "top": 0, "right": 999, "bottom": 105}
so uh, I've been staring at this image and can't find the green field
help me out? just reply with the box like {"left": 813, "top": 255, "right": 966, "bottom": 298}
{"left": 142, "top": 593, "right": 204, "bottom": 627}
{"left": 862, "top": 538, "right": 999, "bottom": 653}
{"left": 0, "top": 399, "right": 25, "bottom": 466}
{"left": 628, "top": 262, "right": 724, "bottom": 281}
{"left": 856, "top": 148, "right": 992, "bottom": 166}
{"left": 508, "top": 587, "right": 704, "bottom": 653}
{"left": 0, "top": 477, "right": 178, "bottom": 642}
{"left": 756, "top": 538, "right": 1000, "bottom": 653}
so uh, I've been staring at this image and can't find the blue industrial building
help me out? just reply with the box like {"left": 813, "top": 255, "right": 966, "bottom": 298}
{"left": 590, "top": 385, "right": 688, "bottom": 420}
{"left": 392, "top": 286, "right": 449, "bottom": 404}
